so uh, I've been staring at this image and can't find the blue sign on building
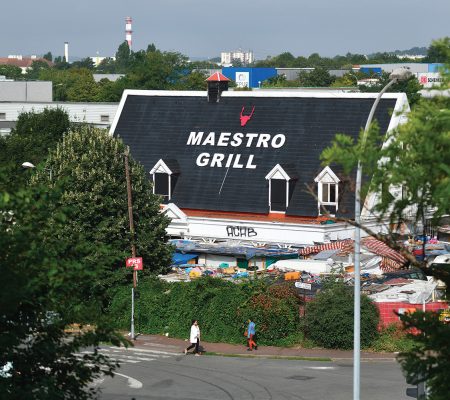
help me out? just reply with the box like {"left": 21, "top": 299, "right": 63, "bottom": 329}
{"left": 222, "top": 67, "right": 277, "bottom": 88}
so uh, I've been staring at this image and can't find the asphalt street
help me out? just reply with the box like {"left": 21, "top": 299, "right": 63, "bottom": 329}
{"left": 90, "top": 342, "right": 413, "bottom": 400}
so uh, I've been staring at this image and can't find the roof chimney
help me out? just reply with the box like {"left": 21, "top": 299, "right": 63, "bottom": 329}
{"left": 206, "top": 72, "right": 230, "bottom": 103}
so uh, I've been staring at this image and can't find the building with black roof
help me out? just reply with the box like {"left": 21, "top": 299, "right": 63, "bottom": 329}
{"left": 110, "top": 85, "right": 409, "bottom": 247}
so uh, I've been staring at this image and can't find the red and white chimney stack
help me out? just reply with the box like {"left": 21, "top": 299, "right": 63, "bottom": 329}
{"left": 125, "top": 17, "right": 132, "bottom": 49}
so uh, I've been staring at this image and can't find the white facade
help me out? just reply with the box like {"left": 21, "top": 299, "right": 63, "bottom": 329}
{"left": 221, "top": 50, "right": 254, "bottom": 66}
{"left": 162, "top": 203, "right": 386, "bottom": 247}
{"left": 0, "top": 102, "right": 118, "bottom": 135}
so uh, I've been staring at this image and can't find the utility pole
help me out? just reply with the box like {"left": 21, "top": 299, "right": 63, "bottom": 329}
{"left": 124, "top": 146, "right": 137, "bottom": 339}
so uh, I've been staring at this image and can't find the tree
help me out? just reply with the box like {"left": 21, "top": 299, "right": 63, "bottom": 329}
{"left": 425, "top": 37, "right": 450, "bottom": 63}
{"left": 0, "top": 65, "right": 22, "bottom": 80}
{"left": 95, "top": 57, "right": 116, "bottom": 74}
{"left": 359, "top": 71, "right": 422, "bottom": 107}
{"left": 65, "top": 69, "right": 99, "bottom": 101}
{"left": 26, "top": 60, "right": 50, "bottom": 80}
{"left": 297, "top": 67, "right": 335, "bottom": 87}
{"left": 320, "top": 37, "right": 450, "bottom": 399}
{"left": 0, "top": 108, "right": 71, "bottom": 192}
{"left": 43, "top": 51, "right": 53, "bottom": 62}
{"left": 175, "top": 71, "right": 207, "bottom": 91}
{"left": 0, "top": 178, "right": 126, "bottom": 399}
{"left": 115, "top": 41, "right": 132, "bottom": 73}
{"left": 36, "top": 125, "right": 173, "bottom": 292}
{"left": 305, "top": 282, "right": 379, "bottom": 349}
{"left": 71, "top": 57, "right": 95, "bottom": 70}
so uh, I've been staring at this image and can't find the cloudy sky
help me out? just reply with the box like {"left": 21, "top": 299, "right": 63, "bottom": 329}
{"left": 1, "top": 0, "right": 449, "bottom": 60}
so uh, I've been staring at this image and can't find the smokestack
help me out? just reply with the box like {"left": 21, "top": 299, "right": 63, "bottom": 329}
{"left": 64, "top": 42, "right": 69, "bottom": 63}
{"left": 125, "top": 17, "right": 132, "bottom": 49}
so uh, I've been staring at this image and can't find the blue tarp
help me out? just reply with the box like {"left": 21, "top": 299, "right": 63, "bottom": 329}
{"left": 172, "top": 252, "right": 199, "bottom": 265}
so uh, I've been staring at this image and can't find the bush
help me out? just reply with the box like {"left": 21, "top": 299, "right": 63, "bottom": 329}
{"left": 371, "top": 324, "right": 415, "bottom": 353}
{"left": 107, "top": 276, "right": 302, "bottom": 346}
{"left": 304, "top": 282, "right": 379, "bottom": 349}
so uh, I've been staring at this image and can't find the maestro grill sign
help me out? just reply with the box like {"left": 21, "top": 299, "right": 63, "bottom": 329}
{"left": 126, "top": 257, "right": 143, "bottom": 270}
{"left": 186, "top": 106, "right": 287, "bottom": 170}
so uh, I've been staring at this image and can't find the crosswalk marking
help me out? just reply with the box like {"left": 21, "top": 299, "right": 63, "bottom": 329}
{"left": 107, "top": 346, "right": 178, "bottom": 356}
{"left": 75, "top": 346, "right": 177, "bottom": 366}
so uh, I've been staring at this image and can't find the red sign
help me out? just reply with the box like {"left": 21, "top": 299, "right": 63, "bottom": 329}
{"left": 126, "top": 257, "right": 143, "bottom": 270}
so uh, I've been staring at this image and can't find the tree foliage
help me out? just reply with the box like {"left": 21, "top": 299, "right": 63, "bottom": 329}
{"left": 304, "top": 282, "right": 379, "bottom": 349}
{"left": 320, "top": 37, "right": 450, "bottom": 398}
{"left": 0, "top": 108, "right": 71, "bottom": 192}
{"left": 36, "top": 125, "right": 173, "bottom": 293}
{"left": 359, "top": 71, "right": 423, "bottom": 107}
{"left": 0, "top": 179, "right": 127, "bottom": 399}
{"left": 298, "top": 67, "right": 335, "bottom": 87}
{"left": 398, "top": 311, "right": 450, "bottom": 400}
{"left": 0, "top": 65, "right": 22, "bottom": 80}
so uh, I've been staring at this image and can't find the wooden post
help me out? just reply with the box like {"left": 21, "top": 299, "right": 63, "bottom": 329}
{"left": 124, "top": 146, "right": 136, "bottom": 288}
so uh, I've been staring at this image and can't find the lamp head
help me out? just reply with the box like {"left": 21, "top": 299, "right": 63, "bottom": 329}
{"left": 21, "top": 162, "right": 36, "bottom": 169}
{"left": 389, "top": 67, "right": 413, "bottom": 82}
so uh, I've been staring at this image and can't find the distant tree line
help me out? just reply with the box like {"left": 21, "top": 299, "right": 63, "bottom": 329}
{"left": 0, "top": 39, "right": 447, "bottom": 104}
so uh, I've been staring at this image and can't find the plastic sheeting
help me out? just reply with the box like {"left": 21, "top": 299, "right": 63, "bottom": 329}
{"left": 369, "top": 280, "right": 438, "bottom": 304}
{"left": 172, "top": 252, "right": 199, "bottom": 265}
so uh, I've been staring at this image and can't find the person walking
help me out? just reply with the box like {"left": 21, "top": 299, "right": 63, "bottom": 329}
{"left": 185, "top": 320, "right": 201, "bottom": 356}
{"left": 246, "top": 319, "right": 257, "bottom": 351}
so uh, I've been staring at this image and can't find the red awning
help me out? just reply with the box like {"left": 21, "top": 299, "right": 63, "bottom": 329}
{"left": 299, "top": 237, "right": 407, "bottom": 271}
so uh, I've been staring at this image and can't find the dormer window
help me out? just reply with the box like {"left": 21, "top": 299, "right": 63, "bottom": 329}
{"left": 265, "top": 164, "right": 297, "bottom": 213}
{"left": 150, "top": 159, "right": 180, "bottom": 202}
{"left": 314, "top": 166, "right": 340, "bottom": 215}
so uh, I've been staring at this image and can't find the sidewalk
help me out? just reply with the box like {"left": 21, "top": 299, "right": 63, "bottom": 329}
{"left": 129, "top": 334, "right": 398, "bottom": 362}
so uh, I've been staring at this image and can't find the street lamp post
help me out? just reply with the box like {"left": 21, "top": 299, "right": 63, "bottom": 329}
{"left": 353, "top": 68, "right": 412, "bottom": 400}
{"left": 21, "top": 162, "right": 53, "bottom": 180}
{"left": 124, "top": 147, "right": 137, "bottom": 341}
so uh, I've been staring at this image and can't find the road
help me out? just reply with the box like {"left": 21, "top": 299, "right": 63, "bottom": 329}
{"left": 87, "top": 343, "right": 412, "bottom": 400}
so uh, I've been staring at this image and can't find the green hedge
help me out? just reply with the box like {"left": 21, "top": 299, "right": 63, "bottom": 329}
{"left": 304, "top": 282, "right": 380, "bottom": 349}
{"left": 107, "top": 276, "right": 301, "bottom": 346}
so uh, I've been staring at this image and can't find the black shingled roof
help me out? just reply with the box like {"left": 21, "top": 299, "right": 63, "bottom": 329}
{"left": 112, "top": 92, "right": 399, "bottom": 219}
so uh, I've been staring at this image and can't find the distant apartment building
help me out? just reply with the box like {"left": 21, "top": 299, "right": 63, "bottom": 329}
{"left": 221, "top": 50, "right": 254, "bottom": 66}
{"left": 0, "top": 55, "right": 53, "bottom": 74}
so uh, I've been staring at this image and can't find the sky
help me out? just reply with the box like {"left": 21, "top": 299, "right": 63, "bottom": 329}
{"left": 1, "top": 0, "right": 449, "bottom": 61}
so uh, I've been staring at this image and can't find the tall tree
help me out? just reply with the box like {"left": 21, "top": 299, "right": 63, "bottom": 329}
{"left": 115, "top": 41, "right": 132, "bottom": 73}
{"left": 36, "top": 125, "right": 173, "bottom": 291}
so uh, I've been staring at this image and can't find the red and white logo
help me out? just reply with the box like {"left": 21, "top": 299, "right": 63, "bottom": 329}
{"left": 240, "top": 106, "right": 255, "bottom": 127}
{"left": 420, "top": 76, "right": 428, "bottom": 84}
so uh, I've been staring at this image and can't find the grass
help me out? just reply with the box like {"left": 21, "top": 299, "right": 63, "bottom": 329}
{"left": 368, "top": 325, "right": 416, "bottom": 353}
{"left": 202, "top": 352, "right": 332, "bottom": 362}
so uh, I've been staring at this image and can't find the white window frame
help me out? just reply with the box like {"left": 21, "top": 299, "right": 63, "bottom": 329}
{"left": 265, "top": 164, "right": 292, "bottom": 213}
{"left": 150, "top": 159, "right": 174, "bottom": 200}
{"left": 314, "top": 166, "right": 340, "bottom": 216}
